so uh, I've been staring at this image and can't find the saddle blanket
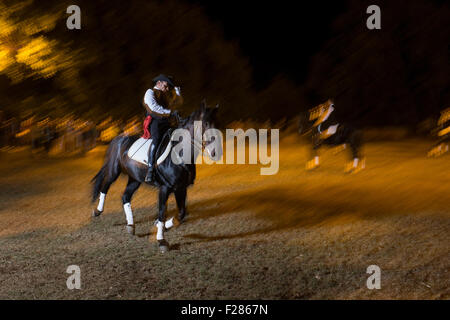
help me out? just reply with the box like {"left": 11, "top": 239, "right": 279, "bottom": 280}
{"left": 127, "top": 137, "right": 173, "bottom": 166}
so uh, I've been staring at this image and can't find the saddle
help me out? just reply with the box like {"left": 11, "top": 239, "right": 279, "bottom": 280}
{"left": 127, "top": 129, "right": 174, "bottom": 166}
{"left": 128, "top": 129, "right": 194, "bottom": 187}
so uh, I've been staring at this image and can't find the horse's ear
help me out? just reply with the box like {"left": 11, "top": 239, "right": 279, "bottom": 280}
{"left": 212, "top": 104, "right": 219, "bottom": 116}
{"left": 201, "top": 99, "right": 207, "bottom": 110}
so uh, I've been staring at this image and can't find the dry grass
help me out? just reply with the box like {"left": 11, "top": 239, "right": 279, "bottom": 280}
{"left": 0, "top": 136, "right": 448, "bottom": 299}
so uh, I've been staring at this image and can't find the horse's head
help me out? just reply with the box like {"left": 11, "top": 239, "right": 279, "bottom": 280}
{"left": 182, "top": 100, "right": 220, "bottom": 159}
{"left": 183, "top": 99, "right": 218, "bottom": 130}
{"left": 198, "top": 99, "right": 219, "bottom": 130}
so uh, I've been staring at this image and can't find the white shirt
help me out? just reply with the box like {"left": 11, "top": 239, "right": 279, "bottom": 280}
{"left": 144, "top": 86, "right": 182, "bottom": 116}
{"left": 316, "top": 106, "right": 339, "bottom": 135}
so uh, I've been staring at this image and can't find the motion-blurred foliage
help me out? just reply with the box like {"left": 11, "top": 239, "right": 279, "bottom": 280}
{"left": 0, "top": 0, "right": 259, "bottom": 122}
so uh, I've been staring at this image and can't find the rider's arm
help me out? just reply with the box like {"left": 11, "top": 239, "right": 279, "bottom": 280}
{"left": 143, "top": 89, "right": 172, "bottom": 117}
{"left": 319, "top": 109, "right": 339, "bottom": 137}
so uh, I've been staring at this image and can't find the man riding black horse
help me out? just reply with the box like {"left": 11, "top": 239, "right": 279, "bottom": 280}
{"left": 299, "top": 99, "right": 364, "bottom": 173}
{"left": 312, "top": 99, "right": 340, "bottom": 141}
{"left": 142, "top": 74, "right": 183, "bottom": 183}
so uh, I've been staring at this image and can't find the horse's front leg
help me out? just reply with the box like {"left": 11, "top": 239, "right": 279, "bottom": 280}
{"left": 155, "top": 185, "right": 171, "bottom": 252}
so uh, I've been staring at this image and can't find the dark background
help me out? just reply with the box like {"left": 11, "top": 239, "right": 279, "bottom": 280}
{"left": 0, "top": 0, "right": 449, "bottom": 128}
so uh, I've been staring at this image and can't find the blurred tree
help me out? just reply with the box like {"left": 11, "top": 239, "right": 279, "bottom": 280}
{"left": 0, "top": 0, "right": 256, "bottom": 124}
{"left": 0, "top": 0, "right": 90, "bottom": 118}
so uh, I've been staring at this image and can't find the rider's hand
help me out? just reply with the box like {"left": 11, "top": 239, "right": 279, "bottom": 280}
{"left": 171, "top": 110, "right": 180, "bottom": 122}
{"left": 174, "top": 86, "right": 181, "bottom": 96}
{"left": 170, "top": 110, "right": 180, "bottom": 126}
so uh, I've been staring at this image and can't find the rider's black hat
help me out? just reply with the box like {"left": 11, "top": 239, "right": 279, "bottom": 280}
{"left": 152, "top": 74, "right": 175, "bottom": 87}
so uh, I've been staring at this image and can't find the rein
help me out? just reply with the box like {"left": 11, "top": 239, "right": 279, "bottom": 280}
{"left": 173, "top": 115, "right": 206, "bottom": 161}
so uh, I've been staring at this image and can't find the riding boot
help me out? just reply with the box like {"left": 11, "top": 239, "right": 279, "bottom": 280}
{"left": 145, "top": 144, "right": 157, "bottom": 182}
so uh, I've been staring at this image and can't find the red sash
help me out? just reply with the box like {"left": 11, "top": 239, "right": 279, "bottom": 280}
{"left": 142, "top": 115, "right": 152, "bottom": 139}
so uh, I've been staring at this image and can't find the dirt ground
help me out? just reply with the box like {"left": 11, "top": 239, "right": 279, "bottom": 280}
{"left": 0, "top": 136, "right": 448, "bottom": 299}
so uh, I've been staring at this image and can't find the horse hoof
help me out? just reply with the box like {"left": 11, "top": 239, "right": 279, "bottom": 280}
{"left": 126, "top": 225, "right": 135, "bottom": 235}
{"left": 345, "top": 165, "right": 357, "bottom": 174}
{"left": 177, "top": 216, "right": 185, "bottom": 225}
{"left": 178, "top": 212, "right": 188, "bottom": 223}
{"left": 306, "top": 162, "right": 319, "bottom": 171}
{"left": 158, "top": 240, "right": 169, "bottom": 253}
{"left": 92, "top": 208, "right": 103, "bottom": 217}
{"left": 345, "top": 164, "right": 364, "bottom": 174}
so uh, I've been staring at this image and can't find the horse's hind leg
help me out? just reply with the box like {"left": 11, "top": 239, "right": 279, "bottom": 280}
{"left": 94, "top": 192, "right": 107, "bottom": 216}
{"left": 122, "top": 177, "right": 141, "bottom": 235}
{"left": 175, "top": 186, "right": 187, "bottom": 223}
{"left": 93, "top": 168, "right": 121, "bottom": 217}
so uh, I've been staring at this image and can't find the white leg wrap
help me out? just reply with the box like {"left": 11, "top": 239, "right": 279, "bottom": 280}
{"left": 353, "top": 158, "right": 359, "bottom": 168}
{"left": 165, "top": 217, "right": 174, "bottom": 229}
{"left": 156, "top": 221, "right": 164, "bottom": 240}
{"left": 123, "top": 203, "right": 133, "bottom": 226}
{"left": 314, "top": 156, "right": 319, "bottom": 165}
{"left": 97, "top": 192, "right": 106, "bottom": 212}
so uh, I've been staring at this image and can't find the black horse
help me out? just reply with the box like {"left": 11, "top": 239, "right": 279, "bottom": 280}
{"left": 298, "top": 102, "right": 364, "bottom": 173}
{"left": 91, "top": 101, "right": 219, "bottom": 251}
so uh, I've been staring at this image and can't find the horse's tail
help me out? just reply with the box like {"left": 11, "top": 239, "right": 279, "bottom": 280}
{"left": 91, "top": 135, "right": 124, "bottom": 202}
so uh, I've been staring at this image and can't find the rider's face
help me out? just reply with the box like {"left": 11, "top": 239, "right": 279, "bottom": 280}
{"left": 157, "top": 81, "right": 169, "bottom": 92}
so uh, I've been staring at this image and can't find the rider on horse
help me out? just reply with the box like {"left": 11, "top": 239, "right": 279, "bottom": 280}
{"left": 142, "top": 74, "right": 183, "bottom": 182}
{"left": 311, "top": 99, "right": 340, "bottom": 141}
{"left": 302, "top": 98, "right": 363, "bottom": 173}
